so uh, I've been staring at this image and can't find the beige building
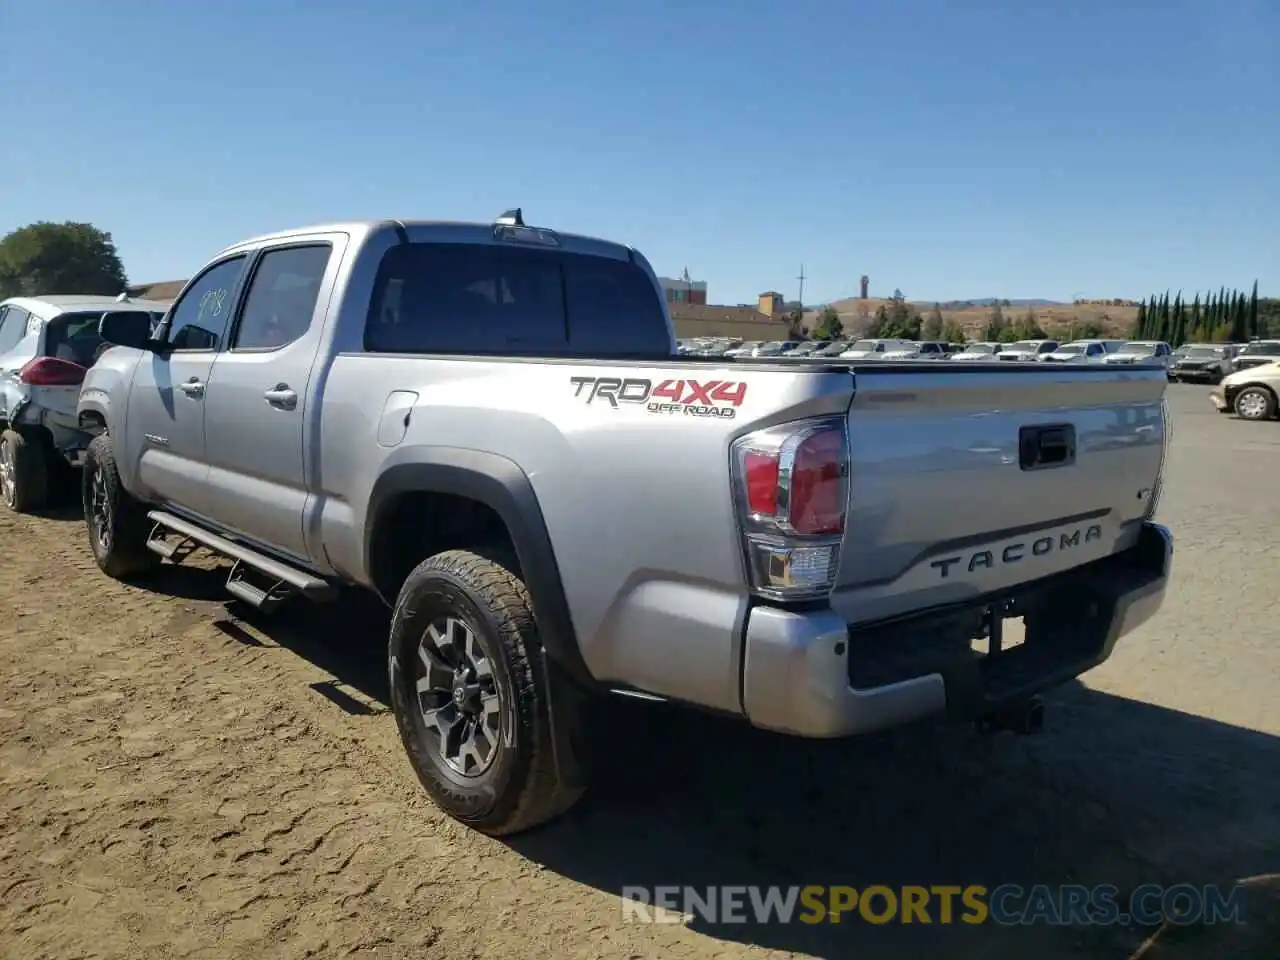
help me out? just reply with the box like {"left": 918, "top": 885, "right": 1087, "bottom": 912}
{"left": 757, "top": 291, "right": 788, "bottom": 316}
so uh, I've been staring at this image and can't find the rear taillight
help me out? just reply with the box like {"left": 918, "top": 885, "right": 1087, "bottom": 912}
{"left": 19, "top": 357, "right": 87, "bottom": 386}
{"left": 731, "top": 417, "right": 849, "bottom": 600}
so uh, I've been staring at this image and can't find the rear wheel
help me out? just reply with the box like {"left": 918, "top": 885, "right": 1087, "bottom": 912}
{"left": 388, "top": 548, "right": 584, "bottom": 835}
{"left": 1233, "top": 386, "right": 1277, "bottom": 422}
{"left": 0, "top": 429, "right": 49, "bottom": 513}
{"left": 82, "top": 434, "right": 160, "bottom": 578}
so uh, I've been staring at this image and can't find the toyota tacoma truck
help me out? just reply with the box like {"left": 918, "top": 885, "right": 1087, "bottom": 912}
{"left": 77, "top": 211, "right": 1174, "bottom": 836}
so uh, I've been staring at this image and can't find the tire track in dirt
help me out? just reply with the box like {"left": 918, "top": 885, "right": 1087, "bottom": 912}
{"left": 0, "top": 509, "right": 706, "bottom": 960}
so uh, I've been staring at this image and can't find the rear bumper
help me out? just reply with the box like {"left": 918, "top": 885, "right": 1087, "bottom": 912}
{"left": 740, "top": 522, "right": 1173, "bottom": 738}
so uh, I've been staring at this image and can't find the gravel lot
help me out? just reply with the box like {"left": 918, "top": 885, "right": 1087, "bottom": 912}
{"left": 0, "top": 384, "right": 1276, "bottom": 960}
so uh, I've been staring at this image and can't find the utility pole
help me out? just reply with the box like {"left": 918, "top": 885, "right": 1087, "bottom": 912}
{"left": 797, "top": 265, "right": 807, "bottom": 310}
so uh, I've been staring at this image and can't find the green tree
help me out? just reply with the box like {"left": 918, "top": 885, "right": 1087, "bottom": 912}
{"left": 867, "top": 304, "right": 891, "bottom": 338}
{"left": 922, "top": 303, "right": 944, "bottom": 340}
{"left": 1131, "top": 300, "right": 1147, "bottom": 339}
{"left": 941, "top": 320, "right": 966, "bottom": 343}
{"left": 811, "top": 305, "right": 843, "bottom": 341}
{"left": 0, "top": 221, "right": 128, "bottom": 297}
{"left": 1075, "top": 319, "right": 1105, "bottom": 339}
{"left": 1247, "top": 281, "right": 1260, "bottom": 338}
{"left": 1170, "top": 292, "right": 1186, "bottom": 346}
{"left": 784, "top": 309, "right": 806, "bottom": 340}
{"left": 984, "top": 301, "right": 1008, "bottom": 341}
{"left": 1013, "top": 306, "right": 1046, "bottom": 339}
{"left": 1229, "top": 290, "right": 1247, "bottom": 342}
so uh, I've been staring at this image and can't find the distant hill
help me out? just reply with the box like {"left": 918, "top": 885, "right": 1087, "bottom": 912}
{"left": 811, "top": 296, "right": 1138, "bottom": 340}
{"left": 938, "top": 298, "right": 1065, "bottom": 308}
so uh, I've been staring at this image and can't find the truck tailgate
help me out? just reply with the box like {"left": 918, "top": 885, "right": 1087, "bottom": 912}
{"left": 830, "top": 364, "right": 1167, "bottom": 625}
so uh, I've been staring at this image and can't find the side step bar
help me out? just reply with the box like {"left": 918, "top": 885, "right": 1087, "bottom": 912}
{"left": 146, "top": 510, "right": 337, "bottom": 612}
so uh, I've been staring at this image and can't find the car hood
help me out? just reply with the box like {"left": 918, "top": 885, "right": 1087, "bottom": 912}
{"left": 1043, "top": 352, "right": 1088, "bottom": 362}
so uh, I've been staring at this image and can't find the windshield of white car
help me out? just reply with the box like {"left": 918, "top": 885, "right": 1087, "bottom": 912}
{"left": 1117, "top": 342, "right": 1156, "bottom": 355}
{"left": 1056, "top": 344, "right": 1088, "bottom": 355}
{"left": 848, "top": 340, "right": 878, "bottom": 351}
{"left": 1185, "top": 347, "right": 1224, "bottom": 359}
{"left": 1008, "top": 341, "right": 1041, "bottom": 351}
{"left": 1243, "top": 342, "right": 1280, "bottom": 356}
{"left": 960, "top": 343, "right": 996, "bottom": 354}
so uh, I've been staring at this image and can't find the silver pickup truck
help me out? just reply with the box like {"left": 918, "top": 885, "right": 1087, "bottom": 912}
{"left": 78, "top": 211, "right": 1174, "bottom": 836}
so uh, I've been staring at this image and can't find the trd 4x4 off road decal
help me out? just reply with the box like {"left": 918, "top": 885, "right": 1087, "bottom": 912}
{"left": 569, "top": 376, "right": 747, "bottom": 420}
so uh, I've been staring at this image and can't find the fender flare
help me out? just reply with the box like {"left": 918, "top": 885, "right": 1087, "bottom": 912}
{"left": 365, "top": 447, "right": 596, "bottom": 690}
{"left": 77, "top": 391, "right": 111, "bottom": 431}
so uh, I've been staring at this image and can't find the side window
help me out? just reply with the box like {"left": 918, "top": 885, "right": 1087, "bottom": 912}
{"left": 166, "top": 256, "right": 247, "bottom": 351}
{"left": 875, "top": 343, "right": 885, "bottom": 352}
{"left": 0, "top": 306, "right": 30, "bottom": 354}
{"left": 562, "top": 255, "right": 670, "bottom": 357}
{"left": 233, "top": 245, "right": 331, "bottom": 351}
{"left": 366, "top": 243, "right": 567, "bottom": 354}
{"left": 1088, "top": 343, "right": 1103, "bottom": 356}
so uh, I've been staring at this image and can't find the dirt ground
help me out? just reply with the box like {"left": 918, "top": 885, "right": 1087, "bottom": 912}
{"left": 1, "top": 385, "right": 1276, "bottom": 960}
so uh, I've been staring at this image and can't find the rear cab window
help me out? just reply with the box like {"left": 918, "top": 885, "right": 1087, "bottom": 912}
{"left": 364, "top": 242, "right": 670, "bottom": 358}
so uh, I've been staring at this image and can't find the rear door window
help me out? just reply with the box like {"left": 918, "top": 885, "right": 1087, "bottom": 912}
{"left": 365, "top": 242, "right": 669, "bottom": 357}
{"left": 0, "top": 306, "right": 30, "bottom": 354}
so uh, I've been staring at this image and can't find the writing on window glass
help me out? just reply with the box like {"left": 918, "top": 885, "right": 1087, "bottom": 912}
{"left": 197, "top": 287, "right": 229, "bottom": 326}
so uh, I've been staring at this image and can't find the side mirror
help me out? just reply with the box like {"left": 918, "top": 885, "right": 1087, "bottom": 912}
{"left": 99, "top": 310, "right": 160, "bottom": 351}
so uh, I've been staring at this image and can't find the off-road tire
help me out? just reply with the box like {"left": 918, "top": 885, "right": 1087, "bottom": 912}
{"left": 0, "top": 428, "right": 49, "bottom": 513}
{"left": 82, "top": 434, "right": 160, "bottom": 579}
{"left": 389, "top": 548, "right": 584, "bottom": 835}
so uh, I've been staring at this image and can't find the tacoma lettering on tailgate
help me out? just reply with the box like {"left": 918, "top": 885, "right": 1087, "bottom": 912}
{"left": 569, "top": 376, "right": 747, "bottom": 420}
{"left": 930, "top": 524, "right": 1104, "bottom": 579}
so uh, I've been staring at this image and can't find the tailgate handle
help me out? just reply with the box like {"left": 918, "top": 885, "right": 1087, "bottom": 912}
{"left": 1019, "top": 424, "right": 1075, "bottom": 471}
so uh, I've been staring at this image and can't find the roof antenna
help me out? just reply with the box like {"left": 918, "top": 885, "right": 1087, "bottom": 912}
{"left": 496, "top": 208, "right": 524, "bottom": 227}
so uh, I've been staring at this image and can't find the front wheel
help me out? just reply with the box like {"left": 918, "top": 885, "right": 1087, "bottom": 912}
{"left": 1233, "top": 386, "right": 1277, "bottom": 422}
{"left": 82, "top": 434, "right": 160, "bottom": 579}
{"left": 388, "top": 548, "right": 584, "bottom": 836}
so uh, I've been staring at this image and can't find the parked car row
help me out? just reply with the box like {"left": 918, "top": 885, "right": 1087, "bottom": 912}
{"left": 679, "top": 335, "right": 1173, "bottom": 366}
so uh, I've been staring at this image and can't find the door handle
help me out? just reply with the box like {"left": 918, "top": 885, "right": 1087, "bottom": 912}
{"left": 264, "top": 384, "right": 298, "bottom": 410}
{"left": 178, "top": 379, "right": 205, "bottom": 398}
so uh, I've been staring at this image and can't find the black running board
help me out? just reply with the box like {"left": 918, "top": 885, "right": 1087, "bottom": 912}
{"left": 146, "top": 510, "right": 337, "bottom": 610}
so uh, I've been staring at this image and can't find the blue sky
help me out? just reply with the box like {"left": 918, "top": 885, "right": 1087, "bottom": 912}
{"left": 1, "top": 0, "right": 1275, "bottom": 305}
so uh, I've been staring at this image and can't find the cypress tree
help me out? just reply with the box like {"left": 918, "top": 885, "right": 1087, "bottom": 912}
{"left": 1159, "top": 292, "right": 1171, "bottom": 340}
{"left": 1132, "top": 300, "right": 1147, "bottom": 339}
{"left": 1218, "top": 286, "right": 1228, "bottom": 336}
{"left": 1229, "top": 289, "right": 1248, "bottom": 342}
{"left": 1189, "top": 293, "right": 1201, "bottom": 342}
{"left": 1171, "top": 292, "right": 1185, "bottom": 346}
{"left": 1248, "top": 280, "right": 1259, "bottom": 338}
